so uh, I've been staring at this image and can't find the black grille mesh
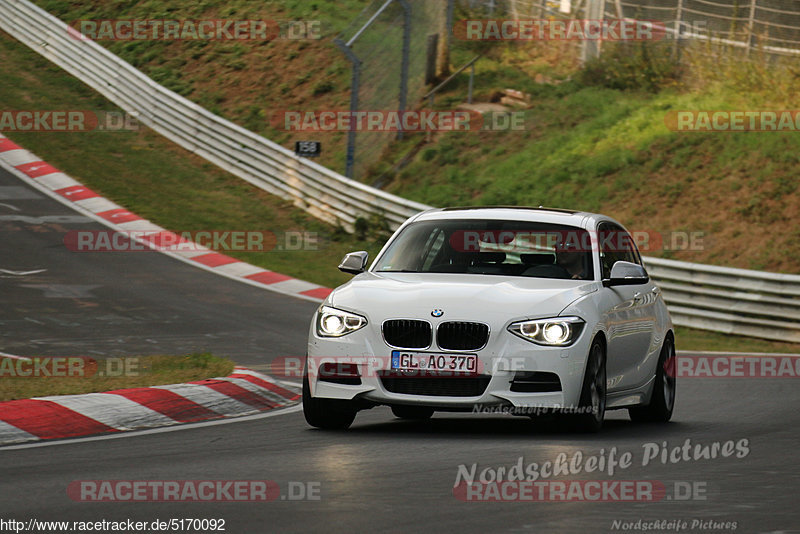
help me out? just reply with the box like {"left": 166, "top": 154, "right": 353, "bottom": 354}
{"left": 436, "top": 322, "right": 489, "bottom": 351}
{"left": 510, "top": 372, "right": 562, "bottom": 393}
{"left": 379, "top": 373, "right": 491, "bottom": 397}
{"left": 383, "top": 319, "right": 432, "bottom": 349}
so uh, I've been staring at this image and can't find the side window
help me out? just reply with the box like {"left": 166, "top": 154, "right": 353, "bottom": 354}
{"left": 598, "top": 223, "right": 639, "bottom": 279}
{"left": 421, "top": 229, "right": 446, "bottom": 270}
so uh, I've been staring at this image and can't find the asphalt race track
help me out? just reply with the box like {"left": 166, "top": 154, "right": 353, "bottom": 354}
{"left": 0, "top": 166, "right": 318, "bottom": 365}
{"left": 2, "top": 165, "right": 800, "bottom": 533}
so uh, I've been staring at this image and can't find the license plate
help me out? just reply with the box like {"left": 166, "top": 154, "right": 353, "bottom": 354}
{"left": 391, "top": 351, "right": 478, "bottom": 374}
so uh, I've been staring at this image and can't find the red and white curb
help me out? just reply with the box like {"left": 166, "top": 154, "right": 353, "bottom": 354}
{"left": 0, "top": 367, "right": 301, "bottom": 446}
{"left": 0, "top": 133, "right": 333, "bottom": 303}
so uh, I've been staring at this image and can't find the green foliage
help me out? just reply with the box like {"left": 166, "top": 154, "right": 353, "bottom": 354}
{"left": 578, "top": 42, "right": 680, "bottom": 92}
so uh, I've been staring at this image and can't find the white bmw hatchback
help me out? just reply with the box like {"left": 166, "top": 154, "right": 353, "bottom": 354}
{"left": 304, "top": 207, "right": 676, "bottom": 432}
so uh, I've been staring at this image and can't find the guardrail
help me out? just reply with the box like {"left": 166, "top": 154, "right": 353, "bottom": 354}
{"left": 1, "top": 0, "right": 798, "bottom": 343}
{"left": 0, "top": 0, "right": 430, "bottom": 232}
{"left": 643, "top": 257, "right": 800, "bottom": 343}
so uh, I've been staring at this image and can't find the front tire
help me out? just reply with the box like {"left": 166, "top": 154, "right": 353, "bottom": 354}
{"left": 629, "top": 334, "right": 676, "bottom": 423}
{"left": 302, "top": 373, "right": 357, "bottom": 430}
{"left": 569, "top": 339, "right": 606, "bottom": 433}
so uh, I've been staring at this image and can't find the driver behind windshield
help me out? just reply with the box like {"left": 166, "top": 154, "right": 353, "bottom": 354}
{"left": 555, "top": 241, "right": 586, "bottom": 280}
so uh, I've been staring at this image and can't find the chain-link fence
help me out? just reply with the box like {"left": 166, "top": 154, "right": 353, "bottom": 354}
{"left": 467, "top": 0, "right": 800, "bottom": 59}
{"left": 335, "top": 0, "right": 446, "bottom": 180}
{"left": 336, "top": 0, "right": 800, "bottom": 181}
{"left": 617, "top": 0, "right": 800, "bottom": 59}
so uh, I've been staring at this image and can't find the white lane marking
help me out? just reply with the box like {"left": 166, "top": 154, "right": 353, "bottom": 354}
{"left": 151, "top": 383, "right": 258, "bottom": 417}
{"left": 73, "top": 196, "right": 119, "bottom": 213}
{"left": 0, "top": 268, "right": 46, "bottom": 276}
{"left": 0, "top": 202, "right": 20, "bottom": 211}
{"left": 231, "top": 367, "right": 283, "bottom": 382}
{"left": 214, "top": 262, "right": 265, "bottom": 277}
{"left": 232, "top": 367, "right": 302, "bottom": 389}
{"left": 0, "top": 351, "right": 32, "bottom": 362}
{"left": 34, "top": 393, "right": 177, "bottom": 431}
{"left": 0, "top": 421, "right": 38, "bottom": 445}
{"left": 34, "top": 172, "right": 79, "bottom": 190}
{"left": 0, "top": 404, "right": 302, "bottom": 451}
{"left": 0, "top": 149, "right": 38, "bottom": 166}
{"left": 218, "top": 377, "right": 293, "bottom": 405}
{"left": 268, "top": 278, "right": 321, "bottom": 293}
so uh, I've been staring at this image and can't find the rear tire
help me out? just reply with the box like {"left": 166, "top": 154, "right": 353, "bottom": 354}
{"left": 391, "top": 405, "right": 434, "bottom": 420}
{"left": 569, "top": 339, "right": 606, "bottom": 433}
{"left": 629, "top": 334, "right": 676, "bottom": 423}
{"left": 302, "top": 373, "right": 357, "bottom": 430}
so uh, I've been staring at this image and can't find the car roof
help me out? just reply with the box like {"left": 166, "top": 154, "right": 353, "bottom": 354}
{"left": 411, "top": 206, "right": 622, "bottom": 229}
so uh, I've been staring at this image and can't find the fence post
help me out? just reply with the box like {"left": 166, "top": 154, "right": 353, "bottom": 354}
{"left": 397, "top": 0, "right": 411, "bottom": 140}
{"left": 426, "top": 34, "right": 439, "bottom": 85}
{"left": 581, "top": 0, "right": 606, "bottom": 63}
{"left": 334, "top": 39, "right": 360, "bottom": 179}
{"left": 746, "top": 0, "right": 757, "bottom": 57}
{"left": 673, "top": 0, "right": 684, "bottom": 62}
{"left": 437, "top": 0, "right": 454, "bottom": 78}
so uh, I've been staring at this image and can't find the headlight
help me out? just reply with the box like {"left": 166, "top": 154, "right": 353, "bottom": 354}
{"left": 508, "top": 316, "right": 584, "bottom": 346}
{"left": 316, "top": 306, "right": 367, "bottom": 337}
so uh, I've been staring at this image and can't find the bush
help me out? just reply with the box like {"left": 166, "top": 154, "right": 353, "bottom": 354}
{"left": 312, "top": 80, "right": 335, "bottom": 95}
{"left": 578, "top": 42, "right": 680, "bottom": 93}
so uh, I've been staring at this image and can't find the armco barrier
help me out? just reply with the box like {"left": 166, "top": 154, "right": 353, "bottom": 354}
{"left": 1, "top": 0, "right": 798, "bottom": 343}
{"left": 643, "top": 257, "right": 800, "bottom": 343}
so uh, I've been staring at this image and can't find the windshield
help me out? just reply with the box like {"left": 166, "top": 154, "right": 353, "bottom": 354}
{"left": 373, "top": 219, "right": 595, "bottom": 280}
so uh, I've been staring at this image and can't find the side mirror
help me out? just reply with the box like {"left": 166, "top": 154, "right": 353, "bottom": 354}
{"left": 603, "top": 261, "right": 649, "bottom": 287}
{"left": 338, "top": 251, "right": 369, "bottom": 275}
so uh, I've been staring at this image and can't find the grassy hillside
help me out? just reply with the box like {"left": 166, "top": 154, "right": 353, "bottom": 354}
{"left": 34, "top": 0, "right": 369, "bottom": 172}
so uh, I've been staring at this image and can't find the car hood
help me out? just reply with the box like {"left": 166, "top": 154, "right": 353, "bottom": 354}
{"left": 329, "top": 272, "right": 598, "bottom": 324}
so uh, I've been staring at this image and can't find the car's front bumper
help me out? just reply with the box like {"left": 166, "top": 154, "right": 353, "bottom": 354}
{"left": 307, "top": 324, "right": 594, "bottom": 410}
